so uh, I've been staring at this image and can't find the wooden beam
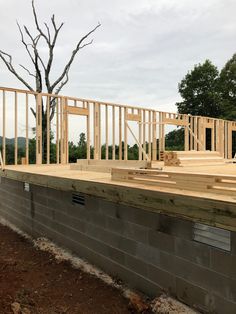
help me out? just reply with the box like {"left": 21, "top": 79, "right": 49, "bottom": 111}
{"left": 105, "top": 105, "right": 108, "bottom": 160}
{"left": 163, "top": 117, "right": 188, "bottom": 126}
{"left": 46, "top": 96, "right": 50, "bottom": 164}
{"left": 93, "top": 102, "right": 100, "bottom": 160}
{"left": 36, "top": 93, "right": 42, "bottom": 165}
{"left": 60, "top": 97, "right": 67, "bottom": 164}
{"left": 148, "top": 111, "right": 151, "bottom": 160}
{"left": 2, "top": 91, "right": 6, "bottom": 165}
{"left": 86, "top": 101, "right": 90, "bottom": 160}
{"left": 126, "top": 113, "right": 141, "bottom": 122}
{"left": 14, "top": 92, "right": 18, "bottom": 165}
{"left": 152, "top": 111, "right": 157, "bottom": 161}
{"left": 143, "top": 110, "right": 146, "bottom": 157}
{"left": 66, "top": 106, "right": 89, "bottom": 116}
{"left": 138, "top": 109, "right": 142, "bottom": 160}
{"left": 119, "top": 107, "right": 122, "bottom": 160}
{"left": 25, "top": 93, "right": 29, "bottom": 165}
{"left": 124, "top": 107, "right": 128, "bottom": 161}
{"left": 184, "top": 115, "right": 189, "bottom": 151}
{"left": 56, "top": 99, "right": 59, "bottom": 164}
{"left": 112, "top": 106, "right": 115, "bottom": 160}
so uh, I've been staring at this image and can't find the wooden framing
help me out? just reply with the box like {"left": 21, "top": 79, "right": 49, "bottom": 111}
{"left": 36, "top": 93, "right": 42, "bottom": 165}
{"left": 0, "top": 86, "right": 236, "bottom": 166}
{"left": 111, "top": 167, "right": 236, "bottom": 197}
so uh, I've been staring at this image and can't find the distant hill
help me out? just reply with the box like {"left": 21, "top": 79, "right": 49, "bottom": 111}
{"left": 0, "top": 137, "right": 26, "bottom": 149}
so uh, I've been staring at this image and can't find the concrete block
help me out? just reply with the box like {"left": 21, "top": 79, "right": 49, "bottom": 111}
{"left": 157, "top": 215, "right": 193, "bottom": 240}
{"left": 175, "top": 237, "right": 211, "bottom": 267}
{"left": 66, "top": 205, "right": 89, "bottom": 221}
{"left": 31, "top": 184, "right": 47, "bottom": 196}
{"left": 87, "top": 211, "right": 107, "bottom": 229}
{"left": 34, "top": 203, "right": 53, "bottom": 220}
{"left": 148, "top": 230, "right": 175, "bottom": 253}
{"left": 117, "top": 205, "right": 160, "bottom": 229}
{"left": 211, "top": 248, "right": 236, "bottom": 279}
{"left": 123, "top": 221, "right": 149, "bottom": 244}
{"left": 55, "top": 210, "right": 86, "bottom": 234}
{"left": 33, "top": 192, "right": 48, "bottom": 207}
{"left": 135, "top": 243, "right": 161, "bottom": 266}
{"left": 98, "top": 199, "right": 119, "bottom": 218}
{"left": 85, "top": 195, "right": 100, "bottom": 212}
{"left": 147, "top": 264, "right": 176, "bottom": 295}
{"left": 106, "top": 216, "right": 125, "bottom": 235}
{"left": 176, "top": 277, "right": 209, "bottom": 313}
{"left": 174, "top": 256, "right": 236, "bottom": 302}
{"left": 106, "top": 216, "right": 149, "bottom": 244}
{"left": 55, "top": 234, "right": 162, "bottom": 297}
{"left": 0, "top": 206, "right": 33, "bottom": 236}
{"left": 47, "top": 189, "right": 72, "bottom": 204}
{"left": 117, "top": 237, "right": 137, "bottom": 256}
{"left": 211, "top": 293, "right": 236, "bottom": 314}
{"left": 124, "top": 254, "right": 148, "bottom": 277}
{"left": 53, "top": 221, "right": 126, "bottom": 265}
{"left": 231, "top": 231, "right": 236, "bottom": 255}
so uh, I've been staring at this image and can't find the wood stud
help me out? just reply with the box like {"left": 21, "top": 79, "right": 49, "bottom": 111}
{"left": 0, "top": 86, "right": 235, "bottom": 166}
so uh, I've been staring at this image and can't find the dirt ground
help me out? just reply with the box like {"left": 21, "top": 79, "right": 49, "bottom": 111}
{"left": 0, "top": 223, "right": 144, "bottom": 314}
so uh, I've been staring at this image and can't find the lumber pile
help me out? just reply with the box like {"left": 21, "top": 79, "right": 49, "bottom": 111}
{"left": 111, "top": 167, "right": 236, "bottom": 197}
{"left": 164, "top": 150, "right": 224, "bottom": 167}
{"left": 70, "top": 159, "right": 151, "bottom": 173}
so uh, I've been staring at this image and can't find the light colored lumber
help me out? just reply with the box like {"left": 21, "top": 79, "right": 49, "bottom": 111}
{"left": 2, "top": 90, "right": 6, "bottom": 165}
{"left": 66, "top": 105, "right": 89, "bottom": 116}
{"left": 36, "top": 93, "right": 42, "bottom": 165}
{"left": 14, "top": 92, "right": 18, "bottom": 165}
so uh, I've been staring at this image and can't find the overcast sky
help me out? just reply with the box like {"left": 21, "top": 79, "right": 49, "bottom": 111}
{"left": 0, "top": 0, "right": 236, "bottom": 113}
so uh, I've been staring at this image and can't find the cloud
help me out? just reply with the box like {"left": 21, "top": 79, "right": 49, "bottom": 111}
{"left": 0, "top": 0, "right": 235, "bottom": 114}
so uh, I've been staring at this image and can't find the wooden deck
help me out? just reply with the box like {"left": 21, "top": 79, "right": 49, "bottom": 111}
{"left": 1, "top": 162, "right": 236, "bottom": 232}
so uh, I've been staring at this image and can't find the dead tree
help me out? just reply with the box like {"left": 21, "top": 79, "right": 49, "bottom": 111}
{"left": 0, "top": 0, "right": 101, "bottom": 161}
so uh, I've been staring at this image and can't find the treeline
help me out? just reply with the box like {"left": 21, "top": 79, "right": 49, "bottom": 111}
{"left": 0, "top": 132, "right": 182, "bottom": 165}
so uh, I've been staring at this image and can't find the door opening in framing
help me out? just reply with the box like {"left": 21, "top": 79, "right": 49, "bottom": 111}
{"left": 205, "top": 128, "right": 212, "bottom": 151}
{"left": 68, "top": 115, "right": 87, "bottom": 163}
{"left": 232, "top": 131, "right": 236, "bottom": 158}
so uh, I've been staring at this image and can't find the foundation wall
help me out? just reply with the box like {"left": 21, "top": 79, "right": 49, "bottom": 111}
{"left": 0, "top": 177, "right": 236, "bottom": 313}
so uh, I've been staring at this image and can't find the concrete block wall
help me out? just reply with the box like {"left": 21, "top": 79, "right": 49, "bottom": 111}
{"left": 0, "top": 177, "right": 236, "bottom": 313}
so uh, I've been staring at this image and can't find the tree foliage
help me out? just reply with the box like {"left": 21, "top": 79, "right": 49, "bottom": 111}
{"left": 176, "top": 60, "right": 221, "bottom": 118}
{"left": 218, "top": 53, "right": 236, "bottom": 120}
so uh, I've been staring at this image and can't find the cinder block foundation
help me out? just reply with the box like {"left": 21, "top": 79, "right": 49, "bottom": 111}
{"left": 0, "top": 177, "right": 236, "bottom": 314}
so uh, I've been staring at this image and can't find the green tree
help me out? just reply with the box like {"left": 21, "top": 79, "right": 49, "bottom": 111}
{"left": 77, "top": 132, "right": 87, "bottom": 159}
{"left": 165, "top": 129, "right": 184, "bottom": 151}
{"left": 218, "top": 53, "right": 236, "bottom": 120}
{"left": 176, "top": 60, "right": 221, "bottom": 118}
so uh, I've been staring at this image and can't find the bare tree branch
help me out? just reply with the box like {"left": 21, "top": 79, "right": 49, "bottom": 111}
{"left": 19, "top": 64, "right": 36, "bottom": 77}
{"left": 0, "top": 50, "right": 34, "bottom": 91}
{"left": 30, "top": 107, "right": 36, "bottom": 118}
{"left": 51, "top": 22, "right": 101, "bottom": 92}
{"left": 1, "top": 0, "right": 101, "bottom": 129}
{"left": 44, "top": 22, "right": 51, "bottom": 43}
{"left": 16, "top": 21, "right": 35, "bottom": 65}
{"left": 31, "top": 0, "right": 50, "bottom": 45}
{"left": 22, "top": 24, "right": 43, "bottom": 92}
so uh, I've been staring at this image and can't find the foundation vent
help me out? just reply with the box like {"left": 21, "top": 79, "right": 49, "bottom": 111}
{"left": 194, "top": 223, "right": 231, "bottom": 251}
{"left": 72, "top": 193, "right": 85, "bottom": 206}
{"left": 23, "top": 182, "right": 30, "bottom": 192}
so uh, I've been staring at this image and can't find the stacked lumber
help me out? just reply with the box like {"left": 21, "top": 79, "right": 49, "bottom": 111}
{"left": 164, "top": 150, "right": 224, "bottom": 167}
{"left": 111, "top": 167, "right": 236, "bottom": 197}
{"left": 164, "top": 151, "right": 180, "bottom": 166}
{"left": 159, "top": 151, "right": 165, "bottom": 161}
{"left": 70, "top": 159, "right": 151, "bottom": 173}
